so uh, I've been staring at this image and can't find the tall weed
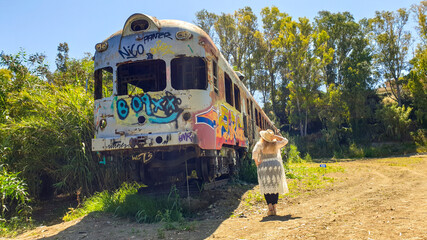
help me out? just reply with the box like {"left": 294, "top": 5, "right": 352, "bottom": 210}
{"left": 63, "top": 183, "right": 183, "bottom": 224}
{"left": 0, "top": 82, "right": 96, "bottom": 198}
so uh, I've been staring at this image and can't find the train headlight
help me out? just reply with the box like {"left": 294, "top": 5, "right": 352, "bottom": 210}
{"left": 183, "top": 112, "right": 191, "bottom": 121}
{"left": 99, "top": 119, "right": 107, "bottom": 130}
{"left": 95, "top": 42, "right": 108, "bottom": 52}
{"left": 176, "top": 31, "right": 192, "bottom": 40}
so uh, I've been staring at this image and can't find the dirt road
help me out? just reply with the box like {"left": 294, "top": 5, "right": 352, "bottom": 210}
{"left": 15, "top": 154, "right": 427, "bottom": 240}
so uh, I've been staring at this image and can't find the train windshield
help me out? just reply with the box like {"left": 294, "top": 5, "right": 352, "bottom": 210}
{"left": 117, "top": 60, "right": 166, "bottom": 95}
{"left": 171, "top": 57, "right": 206, "bottom": 90}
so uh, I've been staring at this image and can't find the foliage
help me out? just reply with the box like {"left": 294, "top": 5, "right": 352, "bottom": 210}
{"left": 318, "top": 84, "right": 351, "bottom": 147}
{"left": 376, "top": 102, "right": 413, "bottom": 141}
{"left": 369, "top": 8, "right": 412, "bottom": 106}
{"left": 238, "top": 153, "right": 258, "bottom": 184}
{"left": 0, "top": 148, "right": 32, "bottom": 237}
{"left": 285, "top": 144, "right": 303, "bottom": 164}
{"left": 56, "top": 42, "right": 69, "bottom": 73}
{"left": 194, "top": 9, "right": 218, "bottom": 39}
{"left": 0, "top": 165, "right": 31, "bottom": 220}
{"left": 63, "top": 183, "right": 184, "bottom": 224}
{"left": 0, "top": 79, "right": 95, "bottom": 198}
{"left": 276, "top": 16, "right": 334, "bottom": 136}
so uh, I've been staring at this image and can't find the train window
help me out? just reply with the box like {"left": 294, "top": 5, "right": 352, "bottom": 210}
{"left": 225, "top": 73, "right": 233, "bottom": 106}
{"left": 234, "top": 85, "right": 241, "bottom": 112}
{"left": 171, "top": 57, "right": 206, "bottom": 90}
{"left": 255, "top": 108, "right": 259, "bottom": 126}
{"left": 246, "top": 99, "right": 250, "bottom": 116}
{"left": 213, "top": 60, "right": 219, "bottom": 94}
{"left": 94, "top": 67, "right": 113, "bottom": 100}
{"left": 251, "top": 101, "right": 254, "bottom": 119}
{"left": 117, "top": 60, "right": 166, "bottom": 95}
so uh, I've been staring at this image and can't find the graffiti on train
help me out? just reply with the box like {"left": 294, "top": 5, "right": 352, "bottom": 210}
{"left": 178, "top": 132, "right": 194, "bottom": 142}
{"left": 217, "top": 105, "right": 244, "bottom": 144}
{"left": 139, "top": 32, "right": 173, "bottom": 44}
{"left": 119, "top": 43, "right": 145, "bottom": 59}
{"left": 116, "top": 91, "right": 183, "bottom": 124}
{"left": 119, "top": 32, "right": 173, "bottom": 59}
{"left": 196, "top": 104, "right": 244, "bottom": 146}
{"left": 150, "top": 40, "right": 174, "bottom": 56}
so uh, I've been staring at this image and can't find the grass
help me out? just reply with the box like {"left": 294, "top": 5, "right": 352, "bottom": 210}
{"left": 241, "top": 162, "right": 345, "bottom": 204}
{"left": 0, "top": 217, "right": 33, "bottom": 238}
{"left": 285, "top": 162, "right": 344, "bottom": 197}
{"left": 63, "top": 182, "right": 184, "bottom": 224}
{"left": 376, "top": 156, "right": 424, "bottom": 167}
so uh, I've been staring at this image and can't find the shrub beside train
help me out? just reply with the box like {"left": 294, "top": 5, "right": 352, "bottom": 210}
{"left": 92, "top": 13, "right": 277, "bottom": 186}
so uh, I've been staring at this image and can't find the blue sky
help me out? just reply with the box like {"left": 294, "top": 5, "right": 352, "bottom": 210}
{"left": 0, "top": 0, "right": 422, "bottom": 71}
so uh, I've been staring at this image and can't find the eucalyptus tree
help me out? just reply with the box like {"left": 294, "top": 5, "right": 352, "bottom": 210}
{"left": 314, "top": 11, "right": 360, "bottom": 86}
{"left": 315, "top": 12, "right": 376, "bottom": 138}
{"left": 260, "top": 6, "right": 289, "bottom": 115}
{"left": 407, "top": 1, "right": 427, "bottom": 127}
{"left": 275, "top": 17, "right": 334, "bottom": 136}
{"left": 214, "top": 13, "right": 237, "bottom": 63}
{"left": 370, "top": 8, "right": 412, "bottom": 106}
{"left": 194, "top": 9, "right": 218, "bottom": 39}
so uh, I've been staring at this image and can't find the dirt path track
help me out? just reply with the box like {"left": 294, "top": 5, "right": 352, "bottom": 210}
{"left": 15, "top": 154, "right": 427, "bottom": 240}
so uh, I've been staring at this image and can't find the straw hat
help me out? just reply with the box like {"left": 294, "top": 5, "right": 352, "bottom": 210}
{"left": 259, "top": 129, "right": 276, "bottom": 142}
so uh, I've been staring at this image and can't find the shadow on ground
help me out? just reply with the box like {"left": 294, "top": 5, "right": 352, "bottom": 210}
{"left": 35, "top": 182, "right": 263, "bottom": 240}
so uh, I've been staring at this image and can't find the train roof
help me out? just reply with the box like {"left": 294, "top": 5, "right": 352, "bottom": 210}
{"left": 102, "top": 13, "right": 208, "bottom": 42}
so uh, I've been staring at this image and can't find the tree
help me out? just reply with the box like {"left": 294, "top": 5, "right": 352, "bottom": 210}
{"left": 53, "top": 52, "right": 94, "bottom": 89}
{"left": 214, "top": 13, "right": 237, "bottom": 63}
{"left": 194, "top": 9, "right": 218, "bottom": 39}
{"left": 275, "top": 17, "right": 334, "bottom": 136}
{"left": 407, "top": 1, "right": 427, "bottom": 127}
{"left": 315, "top": 11, "right": 361, "bottom": 86}
{"left": 370, "top": 9, "right": 412, "bottom": 106}
{"left": 260, "top": 6, "right": 289, "bottom": 116}
{"left": 56, "top": 42, "right": 69, "bottom": 73}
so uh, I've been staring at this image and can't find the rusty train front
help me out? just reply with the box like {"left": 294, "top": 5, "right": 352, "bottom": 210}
{"left": 92, "top": 13, "right": 276, "bottom": 186}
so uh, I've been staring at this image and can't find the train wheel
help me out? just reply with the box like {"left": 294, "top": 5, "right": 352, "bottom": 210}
{"left": 198, "top": 157, "right": 214, "bottom": 182}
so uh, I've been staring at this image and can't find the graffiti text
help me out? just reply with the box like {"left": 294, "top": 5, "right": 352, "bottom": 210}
{"left": 107, "top": 141, "right": 130, "bottom": 150}
{"left": 150, "top": 40, "right": 174, "bottom": 56}
{"left": 138, "top": 32, "right": 173, "bottom": 44}
{"left": 117, "top": 91, "right": 183, "bottom": 124}
{"left": 119, "top": 43, "right": 145, "bottom": 59}
{"left": 179, "top": 132, "right": 193, "bottom": 142}
{"left": 132, "top": 152, "right": 153, "bottom": 163}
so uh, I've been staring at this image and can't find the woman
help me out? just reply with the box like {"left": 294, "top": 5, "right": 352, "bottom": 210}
{"left": 252, "top": 129, "right": 289, "bottom": 216}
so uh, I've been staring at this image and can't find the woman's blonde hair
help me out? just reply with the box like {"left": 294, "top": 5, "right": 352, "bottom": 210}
{"left": 259, "top": 138, "right": 278, "bottom": 153}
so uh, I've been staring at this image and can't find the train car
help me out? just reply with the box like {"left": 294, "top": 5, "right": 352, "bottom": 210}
{"left": 92, "top": 13, "right": 278, "bottom": 186}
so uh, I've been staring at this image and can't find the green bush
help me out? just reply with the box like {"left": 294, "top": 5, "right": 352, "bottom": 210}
{"left": 238, "top": 153, "right": 258, "bottom": 184}
{"left": 286, "top": 144, "right": 304, "bottom": 163}
{"left": 0, "top": 165, "right": 31, "bottom": 220}
{"left": 0, "top": 83, "right": 96, "bottom": 198}
{"left": 376, "top": 103, "right": 413, "bottom": 141}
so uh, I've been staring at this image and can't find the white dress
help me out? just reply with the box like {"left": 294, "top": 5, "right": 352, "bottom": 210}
{"left": 253, "top": 141, "right": 289, "bottom": 195}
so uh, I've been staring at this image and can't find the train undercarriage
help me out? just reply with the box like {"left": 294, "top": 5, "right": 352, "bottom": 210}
{"left": 97, "top": 145, "right": 245, "bottom": 190}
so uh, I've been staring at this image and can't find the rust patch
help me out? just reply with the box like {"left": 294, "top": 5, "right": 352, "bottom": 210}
{"left": 198, "top": 36, "right": 219, "bottom": 59}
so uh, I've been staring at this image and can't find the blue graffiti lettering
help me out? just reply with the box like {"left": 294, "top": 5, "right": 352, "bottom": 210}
{"left": 119, "top": 91, "right": 183, "bottom": 124}
{"left": 117, "top": 99, "right": 129, "bottom": 120}
{"left": 119, "top": 43, "right": 145, "bottom": 59}
{"left": 179, "top": 132, "right": 193, "bottom": 142}
{"left": 131, "top": 96, "right": 143, "bottom": 112}
{"left": 152, "top": 98, "right": 164, "bottom": 113}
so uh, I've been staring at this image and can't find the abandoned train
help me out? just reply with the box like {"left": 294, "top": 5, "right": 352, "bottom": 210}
{"left": 92, "top": 13, "right": 277, "bottom": 186}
